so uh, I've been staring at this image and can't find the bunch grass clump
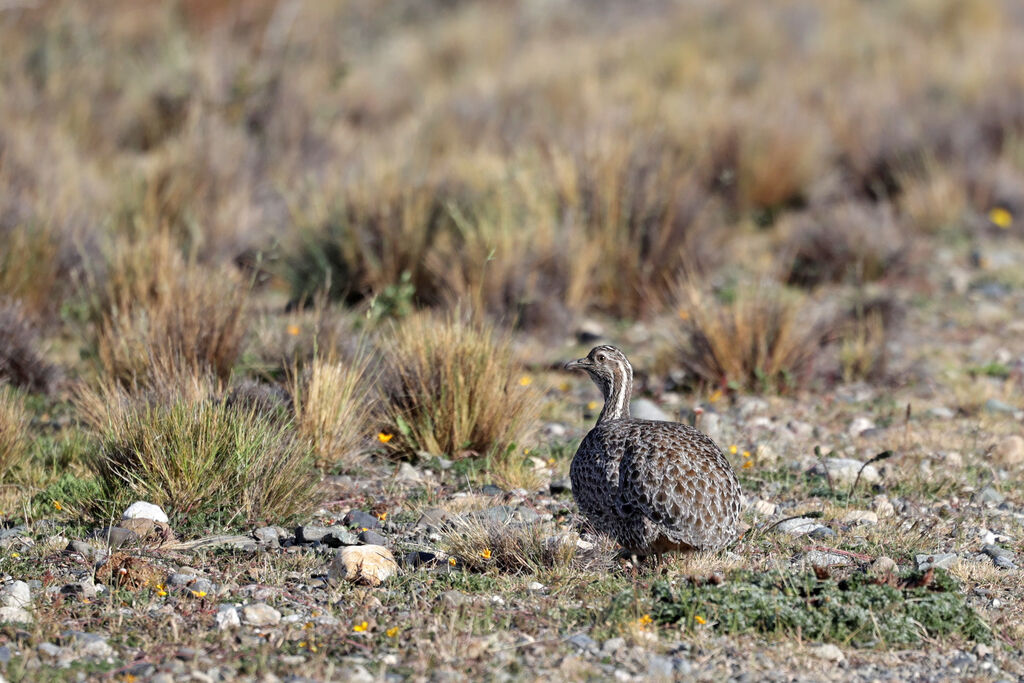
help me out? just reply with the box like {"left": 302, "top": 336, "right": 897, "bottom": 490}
{"left": 0, "top": 385, "right": 31, "bottom": 482}
{"left": 291, "top": 349, "right": 377, "bottom": 471}
{"left": 379, "top": 314, "right": 538, "bottom": 460}
{"left": 86, "top": 233, "right": 249, "bottom": 386}
{"left": 0, "top": 299, "right": 60, "bottom": 394}
{"left": 78, "top": 371, "right": 320, "bottom": 532}
{"left": 670, "top": 278, "right": 830, "bottom": 394}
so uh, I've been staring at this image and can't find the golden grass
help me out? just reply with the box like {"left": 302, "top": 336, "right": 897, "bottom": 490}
{"left": 0, "top": 386, "right": 30, "bottom": 483}
{"left": 379, "top": 313, "right": 539, "bottom": 460}
{"left": 0, "top": 299, "right": 60, "bottom": 394}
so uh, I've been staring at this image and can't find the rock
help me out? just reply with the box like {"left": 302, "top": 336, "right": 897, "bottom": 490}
{"left": 401, "top": 551, "right": 439, "bottom": 568}
{"left": 122, "top": 501, "right": 169, "bottom": 524}
{"left": 119, "top": 517, "right": 176, "bottom": 545}
{"left": 567, "top": 634, "right": 598, "bottom": 652}
{"left": 480, "top": 484, "right": 504, "bottom": 496}
{"left": 38, "top": 642, "right": 62, "bottom": 658}
{"left": 296, "top": 525, "right": 331, "bottom": 544}
{"left": 816, "top": 458, "right": 880, "bottom": 486}
{"left": 395, "top": 462, "right": 422, "bottom": 483}
{"left": 993, "top": 555, "right": 1016, "bottom": 569}
{"left": 993, "top": 436, "right": 1024, "bottom": 466}
{"left": 358, "top": 530, "right": 387, "bottom": 546}
{"left": 842, "top": 510, "right": 878, "bottom": 526}
{"left": 343, "top": 510, "right": 382, "bottom": 531}
{"left": 775, "top": 518, "right": 825, "bottom": 536}
{"left": 973, "top": 486, "right": 1005, "bottom": 505}
{"left": 928, "top": 406, "right": 956, "bottom": 420}
{"left": 415, "top": 508, "right": 448, "bottom": 532}
{"left": 63, "top": 631, "right": 113, "bottom": 658}
{"left": 984, "top": 398, "right": 1016, "bottom": 414}
{"left": 870, "top": 556, "right": 898, "bottom": 574}
{"left": 647, "top": 654, "right": 675, "bottom": 679}
{"left": 527, "top": 581, "right": 546, "bottom": 592}
{"left": 253, "top": 527, "right": 280, "bottom": 546}
{"left": 60, "top": 580, "right": 97, "bottom": 599}
{"left": 326, "top": 528, "right": 360, "bottom": 546}
{"left": 216, "top": 606, "right": 240, "bottom": 630}
{"left": 341, "top": 664, "right": 375, "bottom": 683}
{"left": 809, "top": 526, "right": 836, "bottom": 540}
{"left": 65, "top": 539, "right": 103, "bottom": 560}
{"left": 440, "top": 590, "right": 470, "bottom": 608}
{"left": 982, "top": 544, "right": 1015, "bottom": 569}
{"left": 514, "top": 506, "right": 540, "bottom": 523}
{"left": 544, "top": 422, "right": 568, "bottom": 439}
{"left": 872, "top": 495, "right": 895, "bottom": 518}
{"left": 631, "top": 399, "right": 670, "bottom": 422}
{"left": 804, "top": 550, "right": 852, "bottom": 567}
{"left": 329, "top": 545, "right": 398, "bottom": 587}
{"left": 848, "top": 417, "right": 876, "bottom": 438}
{"left": 242, "top": 603, "right": 281, "bottom": 626}
{"left": 0, "top": 607, "right": 32, "bottom": 624}
{"left": 751, "top": 499, "right": 778, "bottom": 516}
{"left": 810, "top": 644, "right": 845, "bottom": 663}
{"left": 169, "top": 573, "right": 197, "bottom": 587}
{"left": 916, "top": 553, "right": 957, "bottom": 570}
{"left": 700, "top": 412, "right": 722, "bottom": 444}
{"left": 576, "top": 319, "right": 604, "bottom": 343}
{"left": 92, "top": 526, "right": 139, "bottom": 548}
{"left": 602, "top": 637, "right": 625, "bottom": 655}
{"left": 550, "top": 478, "right": 572, "bottom": 494}
{"left": 1, "top": 581, "right": 30, "bottom": 609}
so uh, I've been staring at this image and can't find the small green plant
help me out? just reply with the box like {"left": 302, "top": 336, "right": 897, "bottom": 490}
{"left": 366, "top": 270, "right": 416, "bottom": 322}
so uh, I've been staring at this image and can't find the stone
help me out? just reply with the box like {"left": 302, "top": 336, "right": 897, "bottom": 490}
{"left": 169, "top": 573, "right": 197, "bottom": 587}
{"left": 60, "top": 580, "right": 96, "bottom": 599}
{"left": 215, "top": 606, "right": 240, "bottom": 630}
{"left": 296, "top": 525, "right": 331, "bottom": 544}
{"left": 401, "top": 551, "right": 438, "bottom": 568}
{"left": 928, "top": 406, "right": 956, "bottom": 420}
{"left": 343, "top": 510, "right": 382, "bottom": 531}
{"left": 984, "top": 398, "right": 1016, "bottom": 414}
{"left": 803, "top": 550, "right": 852, "bottom": 567}
{"left": 341, "top": 664, "right": 375, "bottom": 683}
{"left": 993, "top": 436, "right": 1024, "bottom": 466}
{"left": 916, "top": 553, "right": 957, "bottom": 571}
{"left": 775, "top": 518, "right": 825, "bottom": 536}
{"left": 550, "top": 478, "right": 571, "bottom": 494}
{"left": 870, "top": 556, "right": 898, "bottom": 574}
{"left": 0, "top": 607, "right": 32, "bottom": 624}
{"left": 38, "top": 642, "right": 62, "bottom": 658}
{"left": 92, "top": 526, "right": 139, "bottom": 548}
{"left": 242, "top": 603, "right": 281, "bottom": 626}
{"left": 754, "top": 443, "right": 778, "bottom": 465}
{"left": 993, "top": 555, "right": 1016, "bottom": 569}
{"left": 122, "top": 501, "right": 169, "bottom": 524}
{"left": 848, "top": 417, "right": 876, "bottom": 438}
{"left": 647, "top": 655, "right": 675, "bottom": 679}
{"left": 809, "top": 526, "right": 836, "bottom": 540}
{"left": 253, "top": 527, "right": 280, "bottom": 546}
{"left": 1, "top": 581, "right": 30, "bottom": 609}
{"left": 810, "top": 643, "right": 845, "bottom": 663}
{"left": 872, "top": 495, "right": 895, "bottom": 518}
{"left": 567, "top": 634, "right": 598, "bottom": 652}
{"left": 576, "top": 319, "right": 604, "bottom": 343}
{"left": 602, "top": 637, "right": 626, "bottom": 655}
{"left": 329, "top": 545, "right": 398, "bottom": 587}
{"left": 414, "top": 508, "right": 448, "bottom": 532}
{"left": 326, "top": 528, "right": 360, "bottom": 547}
{"left": 527, "top": 581, "right": 546, "bottom": 592}
{"left": 395, "top": 462, "right": 422, "bottom": 483}
{"left": 699, "top": 412, "right": 722, "bottom": 444}
{"left": 751, "top": 499, "right": 778, "bottom": 516}
{"left": 358, "top": 530, "right": 387, "bottom": 546}
{"left": 842, "top": 510, "right": 878, "bottom": 526}
{"left": 973, "top": 487, "right": 1005, "bottom": 505}
{"left": 630, "top": 399, "right": 670, "bottom": 422}
{"left": 480, "top": 484, "right": 504, "bottom": 496}
{"left": 63, "top": 631, "right": 113, "bottom": 658}
{"left": 816, "top": 458, "right": 880, "bottom": 486}
{"left": 982, "top": 544, "right": 1014, "bottom": 561}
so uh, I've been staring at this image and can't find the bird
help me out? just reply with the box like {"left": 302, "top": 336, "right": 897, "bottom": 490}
{"left": 564, "top": 345, "right": 742, "bottom": 556}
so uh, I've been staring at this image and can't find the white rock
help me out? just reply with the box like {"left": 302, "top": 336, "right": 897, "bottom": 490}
{"left": 216, "top": 606, "right": 240, "bottom": 630}
{"left": 810, "top": 643, "right": 845, "bottom": 662}
{"left": 395, "top": 462, "right": 422, "bottom": 483}
{"left": 848, "top": 417, "right": 876, "bottom": 437}
{"left": 755, "top": 443, "right": 779, "bottom": 465}
{"left": 341, "top": 665, "right": 374, "bottom": 683}
{"left": 122, "top": 501, "right": 169, "bottom": 524}
{"left": 872, "top": 495, "right": 895, "bottom": 518}
{"left": 870, "top": 556, "right": 898, "bottom": 574}
{"left": 242, "top": 603, "right": 281, "bottom": 626}
{"left": 631, "top": 399, "right": 670, "bottom": 422}
{"left": 775, "top": 518, "right": 824, "bottom": 536}
{"left": 1, "top": 581, "right": 31, "bottom": 609}
{"left": 993, "top": 436, "right": 1024, "bottom": 466}
{"left": 842, "top": 510, "right": 878, "bottom": 526}
{"left": 751, "top": 499, "right": 778, "bottom": 517}
{"left": 330, "top": 545, "right": 398, "bottom": 587}
{"left": 818, "top": 458, "right": 880, "bottom": 485}
{"left": 0, "top": 606, "right": 32, "bottom": 624}
{"left": 528, "top": 581, "right": 546, "bottom": 592}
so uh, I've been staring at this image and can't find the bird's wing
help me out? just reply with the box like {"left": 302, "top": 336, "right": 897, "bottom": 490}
{"left": 617, "top": 422, "right": 738, "bottom": 547}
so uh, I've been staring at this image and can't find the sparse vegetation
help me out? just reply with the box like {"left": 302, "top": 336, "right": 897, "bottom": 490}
{"left": 0, "top": 386, "right": 30, "bottom": 482}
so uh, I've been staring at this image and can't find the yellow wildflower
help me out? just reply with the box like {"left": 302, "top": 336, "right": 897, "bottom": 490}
{"left": 192, "top": 590, "right": 207, "bottom": 598}
{"left": 559, "top": 381, "right": 571, "bottom": 392}
{"left": 449, "top": 557, "right": 457, "bottom": 567}
{"left": 53, "top": 500, "right": 63, "bottom": 511}
{"left": 287, "top": 324, "right": 301, "bottom": 336}
{"left": 480, "top": 548, "right": 492, "bottom": 560}
{"left": 386, "top": 626, "right": 399, "bottom": 638}
{"left": 519, "top": 375, "right": 533, "bottom": 386}
{"left": 708, "top": 389, "right": 722, "bottom": 403}
{"left": 377, "top": 432, "right": 394, "bottom": 443}
{"left": 377, "top": 512, "right": 387, "bottom": 522}
{"left": 742, "top": 459, "right": 754, "bottom": 469}
{"left": 299, "top": 641, "right": 307, "bottom": 648}
{"left": 637, "top": 614, "right": 653, "bottom": 626}
{"left": 353, "top": 621, "right": 369, "bottom": 633}
{"left": 695, "top": 615, "right": 707, "bottom": 625}
{"left": 729, "top": 445, "right": 738, "bottom": 455}
{"left": 989, "top": 207, "right": 1013, "bottom": 228}
{"left": 742, "top": 450, "right": 751, "bottom": 458}
{"left": 587, "top": 401, "right": 599, "bottom": 411}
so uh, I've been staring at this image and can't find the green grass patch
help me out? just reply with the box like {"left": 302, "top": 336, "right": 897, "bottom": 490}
{"left": 652, "top": 568, "right": 990, "bottom": 647}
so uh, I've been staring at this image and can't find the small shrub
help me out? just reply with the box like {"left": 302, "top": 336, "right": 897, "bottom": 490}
{"left": 669, "top": 278, "right": 830, "bottom": 393}
{"left": 291, "top": 350, "right": 377, "bottom": 470}
{"left": 86, "top": 233, "right": 249, "bottom": 386}
{"left": 0, "top": 299, "right": 60, "bottom": 394}
{"left": 378, "top": 313, "right": 538, "bottom": 460}
{"left": 0, "top": 385, "right": 31, "bottom": 482}
{"left": 78, "top": 375, "right": 320, "bottom": 532}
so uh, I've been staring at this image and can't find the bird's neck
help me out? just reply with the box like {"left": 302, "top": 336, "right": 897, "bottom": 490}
{"left": 597, "top": 361, "right": 632, "bottom": 424}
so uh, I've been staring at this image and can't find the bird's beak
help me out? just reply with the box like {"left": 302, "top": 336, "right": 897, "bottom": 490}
{"left": 564, "top": 358, "right": 588, "bottom": 371}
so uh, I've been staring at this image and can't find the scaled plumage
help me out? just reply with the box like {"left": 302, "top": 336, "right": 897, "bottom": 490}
{"left": 565, "top": 345, "right": 741, "bottom": 555}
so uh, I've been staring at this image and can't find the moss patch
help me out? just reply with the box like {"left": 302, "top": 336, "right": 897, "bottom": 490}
{"left": 652, "top": 569, "right": 990, "bottom": 647}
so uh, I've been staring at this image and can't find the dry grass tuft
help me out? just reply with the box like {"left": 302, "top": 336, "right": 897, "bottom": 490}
{"left": 0, "top": 299, "right": 60, "bottom": 394}
{"left": 0, "top": 385, "right": 31, "bottom": 482}
{"left": 379, "top": 313, "right": 539, "bottom": 460}
{"left": 669, "top": 279, "right": 831, "bottom": 393}
{"left": 86, "top": 233, "right": 249, "bottom": 386}
{"left": 440, "top": 516, "right": 615, "bottom": 574}
{"left": 77, "top": 371, "right": 319, "bottom": 531}
{"left": 291, "top": 349, "right": 377, "bottom": 471}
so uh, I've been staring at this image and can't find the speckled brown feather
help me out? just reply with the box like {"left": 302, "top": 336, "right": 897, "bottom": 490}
{"left": 567, "top": 346, "right": 742, "bottom": 555}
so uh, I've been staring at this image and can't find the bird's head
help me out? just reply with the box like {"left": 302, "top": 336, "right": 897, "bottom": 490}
{"left": 564, "top": 345, "right": 633, "bottom": 401}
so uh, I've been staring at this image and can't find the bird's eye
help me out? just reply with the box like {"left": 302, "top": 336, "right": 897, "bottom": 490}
{"left": 595, "top": 353, "right": 605, "bottom": 362}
